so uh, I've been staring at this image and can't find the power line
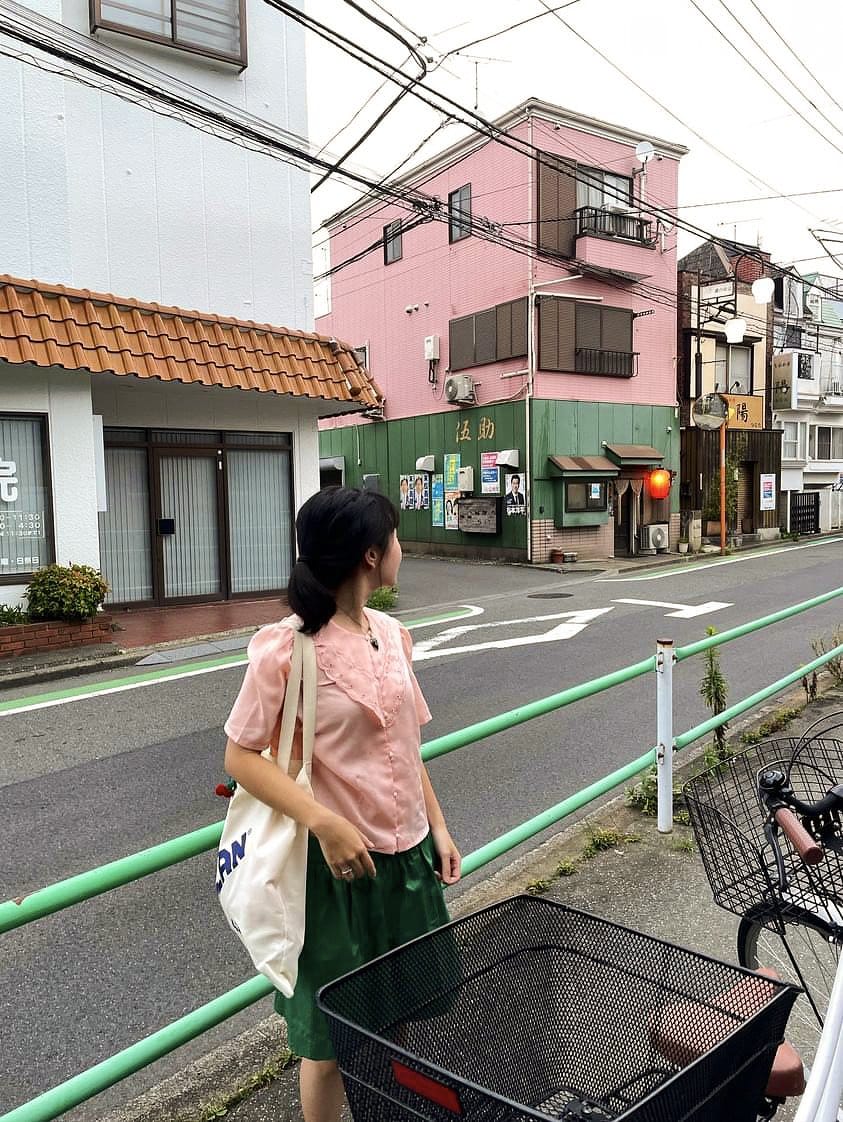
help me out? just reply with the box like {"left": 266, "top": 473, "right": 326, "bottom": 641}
{"left": 747, "top": 0, "right": 843, "bottom": 119}
{"left": 438, "top": 0, "right": 583, "bottom": 61}
{"left": 680, "top": 188, "right": 843, "bottom": 208}
{"left": 691, "top": 0, "right": 843, "bottom": 162}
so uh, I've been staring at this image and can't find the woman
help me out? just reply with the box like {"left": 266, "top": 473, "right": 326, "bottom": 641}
{"left": 224, "top": 487, "right": 460, "bottom": 1122}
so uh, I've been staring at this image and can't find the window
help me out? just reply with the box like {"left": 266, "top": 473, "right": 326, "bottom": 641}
{"left": 781, "top": 421, "right": 807, "bottom": 460}
{"left": 91, "top": 0, "right": 245, "bottom": 64}
{"left": 0, "top": 414, "right": 53, "bottom": 578}
{"left": 566, "top": 480, "right": 608, "bottom": 512}
{"left": 449, "top": 299, "right": 528, "bottom": 370}
{"left": 448, "top": 184, "right": 472, "bottom": 243}
{"left": 576, "top": 168, "right": 633, "bottom": 212}
{"left": 812, "top": 426, "right": 843, "bottom": 460}
{"left": 536, "top": 153, "right": 578, "bottom": 257}
{"left": 539, "top": 300, "right": 635, "bottom": 376}
{"left": 714, "top": 343, "right": 752, "bottom": 394}
{"left": 383, "top": 220, "right": 403, "bottom": 265}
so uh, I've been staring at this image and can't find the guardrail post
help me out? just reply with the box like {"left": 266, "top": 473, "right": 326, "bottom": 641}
{"left": 656, "top": 638, "right": 675, "bottom": 834}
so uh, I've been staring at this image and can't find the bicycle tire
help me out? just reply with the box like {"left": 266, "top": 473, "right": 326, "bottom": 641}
{"left": 738, "top": 907, "right": 841, "bottom": 1059}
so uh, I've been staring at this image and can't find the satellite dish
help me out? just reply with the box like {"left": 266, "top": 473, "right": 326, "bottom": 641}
{"left": 635, "top": 140, "right": 655, "bottom": 165}
{"left": 692, "top": 393, "right": 728, "bottom": 431}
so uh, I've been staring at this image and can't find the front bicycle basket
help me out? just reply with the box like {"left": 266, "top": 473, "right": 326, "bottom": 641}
{"left": 684, "top": 735, "right": 843, "bottom": 923}
{"left": 317, "top": 896, "right": 797, "bottom": 1122}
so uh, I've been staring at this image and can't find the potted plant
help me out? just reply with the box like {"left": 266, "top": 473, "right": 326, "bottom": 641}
{"left": 677, "top": 537, "right": 689, "bottom": 555}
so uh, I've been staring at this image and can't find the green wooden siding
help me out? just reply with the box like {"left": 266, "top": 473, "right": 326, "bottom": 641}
{"left": 530, "top": 400, "right": 680, "bottom": 521}
{"left": 319, "top": 401, "right": 528, "bottom": 551}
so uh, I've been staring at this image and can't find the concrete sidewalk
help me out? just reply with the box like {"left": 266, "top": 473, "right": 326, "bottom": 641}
{"left": 100, "top": 682, "right": 843, "bottom": 1122}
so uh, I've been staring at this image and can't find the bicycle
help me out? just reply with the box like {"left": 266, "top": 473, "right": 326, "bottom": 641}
{"left": 317, "top": 894, "right": 802, "bottom": 1121}
{"left": 684, "top": 713, "right": 843, "bottom": 1053}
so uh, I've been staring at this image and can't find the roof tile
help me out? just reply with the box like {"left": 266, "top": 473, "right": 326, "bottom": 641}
{"left": 0, "top": 275, "right": 381, "bottom": 408}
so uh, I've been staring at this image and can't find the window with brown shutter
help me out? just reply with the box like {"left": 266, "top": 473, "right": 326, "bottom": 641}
{"left": 496, "top": 299, "right": 528, "bottom": 361}
{"left": 541, "top": 301, "right": 635, "bottom": 376}
{"left": 449, "top": 316, "right": 475, "bottom": 372}
{"left": 449, "top": 299, "right": 528, "bottom": 370}
{"left": 536, "top": 154, "right": 577, "bottom": 258}
{"left": 538, "top": 297, "right": 575, "bottom": 371}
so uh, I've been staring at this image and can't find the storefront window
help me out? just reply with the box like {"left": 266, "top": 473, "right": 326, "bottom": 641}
{"left": 566, "top": 480, "right": 608, "bottom": 512}
{"left": 0, "top": 414, "right": 52, "bottom": 577}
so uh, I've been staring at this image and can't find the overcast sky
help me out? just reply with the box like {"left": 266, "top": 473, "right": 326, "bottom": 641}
{"left": 304, "top": 0, "right": 843, "bottom": 272}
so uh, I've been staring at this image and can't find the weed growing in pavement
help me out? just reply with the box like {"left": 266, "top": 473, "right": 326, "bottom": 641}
{"left": 739, "top": 705, "right": 803, "bottom": 746}
{"left": 196, "top": 1051, "right": 296, "bottom": 1120}
{"left": 525, "top": 877, "right": 553, "bottom": 896}
{"left": 671, "top": 836, "right": 696, "bottom": 854}
{"left": 555, "top": 859, "right": 577, "bottom": 877}
{"left": 812, "top": 627, "right": 843, "bottom": 687}
{"left": 625, "top": 766, "right": 683, "bottom": 820}
{"left": 699, "top": 626, "right": 729, "bottom": 759}
{"left": 582, "top": 827, "right": 639, "bottom": 860}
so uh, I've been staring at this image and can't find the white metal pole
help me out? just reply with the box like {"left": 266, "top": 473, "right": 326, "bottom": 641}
{"left": 656, "top": 638, "right": 675, "bottom": 834}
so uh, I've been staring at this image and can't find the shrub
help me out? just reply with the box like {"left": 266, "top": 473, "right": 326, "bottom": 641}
{"left": 366, "top": 585, "right": 398, "bottom": 612}
{"left": 0, "top": 603, "right": 29, "bottom": 626}
{"left": 26, "top": 564, "right": 109, "bottom": 622}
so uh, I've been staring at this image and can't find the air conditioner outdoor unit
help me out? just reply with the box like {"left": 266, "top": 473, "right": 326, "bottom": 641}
{"left": 640, "top": 523, "right": 669, "bottom": 552}
{"left": 445, "top": 375, "right": 476, "bottom": 404}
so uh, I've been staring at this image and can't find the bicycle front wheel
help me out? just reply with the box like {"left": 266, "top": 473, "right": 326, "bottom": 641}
{"left": 738, "top": 911, "right": 841, "bottom": 1058}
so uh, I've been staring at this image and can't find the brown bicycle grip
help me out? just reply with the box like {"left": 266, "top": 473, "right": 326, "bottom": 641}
{"left": 774, "top": 808, "right": 823, "bottom": 865}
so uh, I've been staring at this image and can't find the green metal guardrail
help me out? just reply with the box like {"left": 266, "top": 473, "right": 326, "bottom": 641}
{"left": 2, "top": 585, "right": 842, "bottom": 1122}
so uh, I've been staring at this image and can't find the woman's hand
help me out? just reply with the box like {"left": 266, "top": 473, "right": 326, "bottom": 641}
{"left": 431, "top": 826, "right": 461, "bottom": 885}
{"left": 312, "top": 810, "right": 376, "bottom": 881}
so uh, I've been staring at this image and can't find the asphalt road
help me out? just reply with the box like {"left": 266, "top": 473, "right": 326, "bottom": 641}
{"left": 2, "top": 538, "right": 842, "bottom": 1118}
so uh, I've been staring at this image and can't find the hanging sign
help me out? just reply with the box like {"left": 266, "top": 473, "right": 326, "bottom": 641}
{"left": 760, "top": 474, "right": 777, "bottom": 511}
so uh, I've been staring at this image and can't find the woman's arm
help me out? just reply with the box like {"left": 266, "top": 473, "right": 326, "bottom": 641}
{"left": 419, "top": 764, "right": 461, "bottom": 885}
{"left": 224, "top": 740, "right": 376, "bottom": 879}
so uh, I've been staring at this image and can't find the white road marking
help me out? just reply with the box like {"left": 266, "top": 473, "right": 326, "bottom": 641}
{"left": 412, "top": 608, "right": 614, "bottom": 662}
{"left": 404, "top": 605, "right": 484, "bottom": 628}
{"left": 599, "top": 535, "right": 843, "bottom": 582}
{"left": 612, "top": 598, "right": 733, "bottom": 619}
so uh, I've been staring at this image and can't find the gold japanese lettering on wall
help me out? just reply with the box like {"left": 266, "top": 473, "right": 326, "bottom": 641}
{"left": 455, "top": 416, "right": 496, "bottom": 443}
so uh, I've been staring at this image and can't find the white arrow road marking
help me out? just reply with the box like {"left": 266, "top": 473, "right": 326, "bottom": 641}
{"left": 412, "top": 608, "right": 614, "bottom": 662}
{"left": 612, "top": 598, "right": 733, "bottom": 619}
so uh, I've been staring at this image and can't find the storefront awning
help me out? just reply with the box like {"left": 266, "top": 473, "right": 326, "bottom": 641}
{"left": 604, "top": 444, "right": 664, "bottom": 467}
{"left": 548, "top": 454, "right": 619, "bottom": 477}
{"left": 0, "top": 274, "right": 381, "bottom": 409}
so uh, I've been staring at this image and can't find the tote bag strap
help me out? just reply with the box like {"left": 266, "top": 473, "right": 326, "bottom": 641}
{"left": 275, "top": 629, "right": 317, "bottom": 774}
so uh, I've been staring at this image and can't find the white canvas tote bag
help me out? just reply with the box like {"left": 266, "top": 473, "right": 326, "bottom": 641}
{"left": 216, "top": 624, "right": 316, "bottom": 996}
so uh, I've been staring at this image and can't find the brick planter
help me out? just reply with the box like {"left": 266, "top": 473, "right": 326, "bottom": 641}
{"left": 0, "top": 615, "right": 113, "bottom": 660}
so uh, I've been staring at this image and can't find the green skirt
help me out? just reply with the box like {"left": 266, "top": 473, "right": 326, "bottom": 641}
{"left": 276, "top": 832, "right": 450, "bottom": 1060}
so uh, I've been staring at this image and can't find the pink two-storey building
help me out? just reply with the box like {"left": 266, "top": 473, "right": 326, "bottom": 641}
{"left": 318, "top": 99, "right": 687, "bottom": 561}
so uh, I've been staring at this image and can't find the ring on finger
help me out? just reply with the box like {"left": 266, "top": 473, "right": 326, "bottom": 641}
{"left": 339, "top": 865, "right": 353, "bottom": 878}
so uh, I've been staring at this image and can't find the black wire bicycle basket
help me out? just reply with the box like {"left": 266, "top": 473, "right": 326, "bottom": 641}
{"left": 684, "top": 727, "right": 843, "bottom": 927}
{"left": 317, "top": 896, "right": 797, "bottom": 1122}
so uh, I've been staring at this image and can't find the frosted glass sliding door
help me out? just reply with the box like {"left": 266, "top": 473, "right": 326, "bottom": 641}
{"left": 98, "top": 448, "right": 153, "bottom": 603}
{"left": 226, "top": 450, "right": 292, "bottom": 593}
{"left": 158, "top": 454, "right": 221, "bottom": 599}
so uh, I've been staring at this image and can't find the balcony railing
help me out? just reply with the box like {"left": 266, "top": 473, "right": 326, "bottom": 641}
{"left": 575, "top": 348, "right": 638, "bottom": 378}
{"left": 575, "top": 206, "right": 653, "bottom": 244}
{"left": 819, "top": 376, "right": 843, "bottom": 399}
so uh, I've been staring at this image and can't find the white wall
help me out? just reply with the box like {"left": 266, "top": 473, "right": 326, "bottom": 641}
{"left": 90, "top": 374, "right": 324, "bottom": 509}
{"left": 1, "top": 362, "right": 100, "bottom": 606}
{"left": 0, "top": 0, "right": 313, "bottom": 327}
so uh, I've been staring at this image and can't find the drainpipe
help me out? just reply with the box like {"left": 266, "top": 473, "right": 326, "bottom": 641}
{"left": 526, "top": 114, "right": 535, "bottom": 563}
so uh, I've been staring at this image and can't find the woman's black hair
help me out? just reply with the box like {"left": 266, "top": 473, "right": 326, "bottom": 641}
{"left": 287, "top": 487, "right": 399, "bottom": 634}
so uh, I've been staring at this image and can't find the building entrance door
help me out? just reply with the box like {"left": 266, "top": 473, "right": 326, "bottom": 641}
{"left": 614, "top": 487, "right": 633, "bottom": 555}
{"left": 154, "top": 451, "right": 225, "bottom": 602}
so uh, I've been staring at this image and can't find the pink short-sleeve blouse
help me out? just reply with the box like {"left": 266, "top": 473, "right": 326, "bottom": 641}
{"left": 224, "top": 608, "right": 431, "bottom": 854}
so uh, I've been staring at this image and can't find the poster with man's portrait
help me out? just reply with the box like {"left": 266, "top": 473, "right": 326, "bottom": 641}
{"left": 505, "top": 472, "right": 526, "bottom": 516}
{"left": 398, "top": 475, "right": 413, "bottom": 510}
{"left": 411, "top": 474, "right": 430, "bottom": 510}
{"left": 444, "top": 491, "right": 460, "bottom": 530}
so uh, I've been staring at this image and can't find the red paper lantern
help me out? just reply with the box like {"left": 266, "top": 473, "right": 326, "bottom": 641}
{"left": 648, "top": 469, "right": 672, "bottom": 499}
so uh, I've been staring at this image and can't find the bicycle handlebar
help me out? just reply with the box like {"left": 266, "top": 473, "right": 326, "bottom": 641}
{"left": 773, "top": 808, "right": 824, "bottom": 866}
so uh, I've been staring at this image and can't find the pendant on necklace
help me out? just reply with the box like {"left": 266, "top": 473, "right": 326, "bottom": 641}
{"left": 369, "top": 632, "right": 379, "bottom": 650}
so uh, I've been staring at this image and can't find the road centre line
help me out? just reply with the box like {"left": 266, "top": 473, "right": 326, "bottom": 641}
{"left": 599, "top": 535, "right": 843, "bottom": 582}
{"left": 0, "top": 605, "right": 482, "bottom": 717}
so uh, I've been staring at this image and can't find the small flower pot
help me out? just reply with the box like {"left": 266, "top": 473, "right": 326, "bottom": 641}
{"left": 678, "top": 541, "right": 689, "bottom": 554}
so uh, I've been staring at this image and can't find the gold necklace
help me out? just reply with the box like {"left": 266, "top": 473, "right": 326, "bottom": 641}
{"left": 336, "top": 608, "right": 379, "bottom": 650}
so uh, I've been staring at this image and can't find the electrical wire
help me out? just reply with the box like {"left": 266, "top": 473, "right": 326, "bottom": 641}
{"left": 690, "top": 0, "right": 843, "bottom": 162}
{"left": 438, "top": 1, "right": 583, "bottom": 62}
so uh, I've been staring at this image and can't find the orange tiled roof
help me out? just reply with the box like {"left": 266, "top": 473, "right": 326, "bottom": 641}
{"left": 0, "top": 275, "right": 381, "bottom": 408}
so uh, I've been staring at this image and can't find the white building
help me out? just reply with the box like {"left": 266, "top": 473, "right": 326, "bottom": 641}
{"left": 0, "top": 0, "right": 376, "bottom": 608}
{"left": 772, "top": 274, "right": 843, "bottom": 535}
